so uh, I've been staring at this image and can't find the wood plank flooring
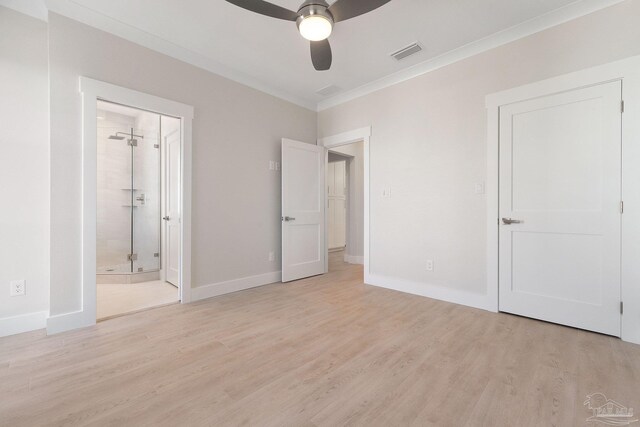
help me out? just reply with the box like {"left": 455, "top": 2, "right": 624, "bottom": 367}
{"left": 1, "top": 255, "right": 639, "bottom": 426}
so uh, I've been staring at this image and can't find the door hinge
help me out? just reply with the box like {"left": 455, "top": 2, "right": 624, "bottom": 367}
{"left": 127, "top": 253, "right": 138, "bottom": 261}
{"left": 621, "top": 100, "right": 625, "bottom": 113}
{"left": 620, "top": 201, "right": 624, "bottom": 214}
{"left": 620, "top": 301, "right": 624, "bottom": 315}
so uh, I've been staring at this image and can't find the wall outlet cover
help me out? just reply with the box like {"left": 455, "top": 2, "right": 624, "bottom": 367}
{"left": 426, "top": 260, "right": 434, "bottom": 271}
{"left": 10, "top": 279, "right": 26, "bottom": 296}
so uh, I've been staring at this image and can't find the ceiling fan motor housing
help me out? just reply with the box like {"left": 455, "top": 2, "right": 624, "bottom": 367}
{"left": 296, "top": 0, "right": 334, "bottom": 29}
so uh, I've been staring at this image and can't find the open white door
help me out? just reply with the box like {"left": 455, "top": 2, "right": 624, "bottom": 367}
{"left": 162, "top": 117, "right": 181, "bottom": 287}
{"left": 499, "top": 80, "right": 622, "bottom": 336}
{"left": 282, "top": 139, "right": 325, "bottom": 282}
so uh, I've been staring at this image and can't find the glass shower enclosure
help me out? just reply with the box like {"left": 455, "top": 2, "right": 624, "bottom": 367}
{"left": 96, "top": 100, "right": 161, "bottom": 277}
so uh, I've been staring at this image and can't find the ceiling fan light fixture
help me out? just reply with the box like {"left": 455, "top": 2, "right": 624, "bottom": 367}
{"left": 298, "top": 15, "right": 333, "bottom": 41}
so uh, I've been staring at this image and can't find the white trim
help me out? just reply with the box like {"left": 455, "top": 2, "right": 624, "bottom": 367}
{"left": 317, "top": 0, "right": 625, "bottom": 111}
{"left": 191, "top": 271, "right": 282, "bottom": 301}
{"left": 0, "top": 311, "right": 49, "bottom": 337}
{"left": 46, "top": 310, "right": 91, "bottom": 335}
{"left": 319, "top": 127, "right": 372, "bottom": 148}
{"left": 44, "top": 0, "right": 316, "bottom": 111}
{"left": 485, "top": 54, "right": 640, "bottom": 345}
{"left": 367, "top": 274, "right": 494, "bottom": 312}
{"left": 0, "top": 0, "right": 49, "bottom": 21}
{"left": 318, "top": 127, "right": 371, "bottom": 280}
{"left": 47, "top": 77, "right": 193, "bottom": 335}
{"left": 344, "top": 254, "right": 364, "bottom": 265}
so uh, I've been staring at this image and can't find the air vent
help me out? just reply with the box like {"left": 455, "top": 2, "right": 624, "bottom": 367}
{"left": 316, "top": 85, "right": 341, "bottom": 97}
{"left": 390, "top": 42, "right": 423, "bottom": 61}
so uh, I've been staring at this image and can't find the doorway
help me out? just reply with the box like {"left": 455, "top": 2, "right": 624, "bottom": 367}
{"left": 96, "top": 100, "right": 181, "bottom": 320}
{"left": 326, "top": 143, "right": 364, "bottom": 273}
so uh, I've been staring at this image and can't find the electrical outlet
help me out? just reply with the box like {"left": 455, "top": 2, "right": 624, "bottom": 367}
{"left": 269, "top": 160, "right": 275, "bottom": 171}
{"left": 474, "top": 182, "right": 485, "bottom": 195}
{"left": 275, "top": 162, "right": 280, "bottom": 171}
{"left": 10, "top": 280, "right": 26, "bottom": 296}
{"left": 382, "top": 187, "right": 391, "bottom": 198}
{"left": 268, "top": 251, "right": 275, "bottom": 262}
{"left": 426, "top": 260, "right": 434, "bottom": 272}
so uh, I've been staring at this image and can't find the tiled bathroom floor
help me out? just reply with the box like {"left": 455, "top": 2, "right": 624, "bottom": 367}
{"left": 97, "top": 280, "right": 179, "bottom": 320}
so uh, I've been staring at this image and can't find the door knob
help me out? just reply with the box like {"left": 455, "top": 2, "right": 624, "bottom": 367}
{"left": 283, "top": 216, "right": 296, "bottom": 222}
{"left": 502, "top": 218, "right": 522, "bottom": 225}
{"left": 163, "top": 216, "right": 170, "bottom": 221}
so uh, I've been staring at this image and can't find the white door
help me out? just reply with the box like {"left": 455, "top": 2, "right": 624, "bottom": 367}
{"left": 163, "top": 118, "right": 181, "bottom": 287}
{"left": 327, "top": 161, "right": 347, "bottom": 249}
{"left": 499, "top": 81, "right": 622, "bottom": 336}
{"left": 282, "top": 139, "right": 325, "bottom": 282}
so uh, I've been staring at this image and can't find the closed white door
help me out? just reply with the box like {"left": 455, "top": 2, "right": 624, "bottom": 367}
{"left": 282, "top": 139, "right": 325, "bottom": 282}
{"left": 499, "top": 81, "right": 622, "bottom": 336}
{"left": 163, "top": 119, "right": 181, "bottom": 287}
{"left": 327, "top": 161, "right": 347, "bottom": 249}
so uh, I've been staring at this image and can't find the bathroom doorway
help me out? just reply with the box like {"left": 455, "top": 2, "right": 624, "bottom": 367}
{"left": 96, "top": 100, "right": 180, "bottom": 320}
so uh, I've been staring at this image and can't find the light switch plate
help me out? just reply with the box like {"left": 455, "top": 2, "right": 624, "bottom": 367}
{"left": 269, "top": 160, "right": 275, "bottom": 171}
{"left": 382, "top": 187, "right": 391, "bottom": 198}
{"left": 474, "top": 182, "right": 485, "bottom": 195}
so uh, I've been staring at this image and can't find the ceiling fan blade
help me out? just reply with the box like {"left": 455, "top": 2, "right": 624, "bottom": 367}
{"left": 327, "top": 0, "right": 391, "bottom": 23}
{"left": 310, "top": 39, "right": 332, "bottom": 71}
{"left": 225, "top": 0, "right": 299, "bottom": 21}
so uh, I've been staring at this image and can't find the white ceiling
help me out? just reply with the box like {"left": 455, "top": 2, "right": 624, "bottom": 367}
{"left": 3, "top": 0, "right": 625, "bottom": 109}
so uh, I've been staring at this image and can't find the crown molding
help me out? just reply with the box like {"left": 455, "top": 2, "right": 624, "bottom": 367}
{"left": 44, "top": 0, "right": 318, "bottom": 111}
{"left": 0, "top": 0, "right": 48, "bottom": 21}
{"left": 317, "top": 0, "right": 626, "bottom": 111}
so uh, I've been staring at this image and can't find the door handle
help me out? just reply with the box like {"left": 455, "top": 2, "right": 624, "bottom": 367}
{"left": 502, "top": 218, "right": 522, "bottom": 225}
{"left": 283, "top": 216, "right": 296, "bottom": 222}
{"left": 163, "top": 216, "right": 170, "bottom": 221}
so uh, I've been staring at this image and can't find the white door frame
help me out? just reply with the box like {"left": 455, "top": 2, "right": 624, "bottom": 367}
{"left": 318, "top": 126, "right": 371, "bottom": 281}
{"left": 486, "top": 55, "right": 640, "bottom": 344}
{"left": 62, "top": 77, "right": 193, "bottom": 332}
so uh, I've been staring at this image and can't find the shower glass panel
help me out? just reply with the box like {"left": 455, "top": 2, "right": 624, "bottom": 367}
{"left": 96, "top": 100, "right": 161, "bottom": 275}
{"left": 133, "top": 111, "right": 161, "bottom": 273}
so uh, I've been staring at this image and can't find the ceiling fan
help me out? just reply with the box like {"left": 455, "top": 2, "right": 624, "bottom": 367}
{"left": 225, "top": 0, "right": 392, "bottom": 71}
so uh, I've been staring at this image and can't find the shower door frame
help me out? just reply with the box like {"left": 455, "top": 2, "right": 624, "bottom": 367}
{"left": 73, "top": 77, "right": 192, "bottom": 331}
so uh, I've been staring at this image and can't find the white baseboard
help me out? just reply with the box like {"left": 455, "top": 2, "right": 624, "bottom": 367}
{"left": 344, "top": 254, "right": 364, "bottom": 265}
{"left": 0, "top": 311, "right": 49, "bottom": 337}
{"left": 366, "top": 273, "right": 496, "bottom": 312}
{"left": 192, "top": 271, "right": 282, "bottom": 301}
{"left": 47, "top": 310, "right": 95, "bottom": 335}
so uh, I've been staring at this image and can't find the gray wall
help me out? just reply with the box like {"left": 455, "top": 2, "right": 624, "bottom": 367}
{"left": 0, "top": 7, "right": 49, "bottom": 328}
{"left": 318, "top": 0, "right": 640, "bottom": 296}
{"left": 48, "top": 13, "right": 317, "bottom": 316}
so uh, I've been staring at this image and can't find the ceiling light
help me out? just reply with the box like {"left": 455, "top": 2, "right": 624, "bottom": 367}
{"left": 298, "top": 15, "right": 332, "bottom": 41}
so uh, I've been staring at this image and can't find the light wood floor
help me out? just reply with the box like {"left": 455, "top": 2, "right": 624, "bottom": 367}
{"left": 1, "top": 257, "right": 639, "bottom": 426}
{"left": 97, "top": 280, "right": 179, "bottom": 320}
